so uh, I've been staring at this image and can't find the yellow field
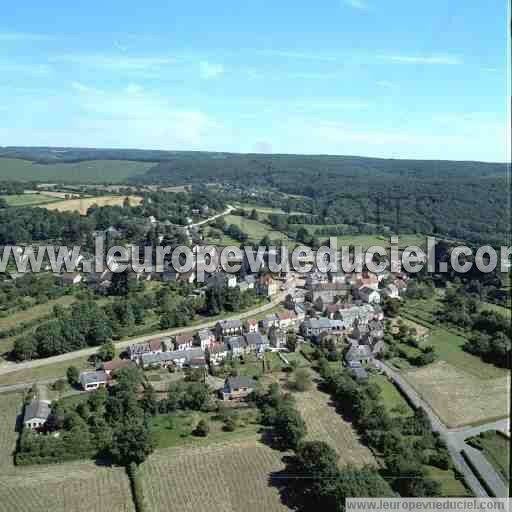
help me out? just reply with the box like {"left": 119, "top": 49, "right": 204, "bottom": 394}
{"left": 405, "top": 361, "right": 510, "bottom": 427}
{"left": 43, "top": 195, "right": 142, "bottom": 215}
{"left": 140, "top": 438, "right": 290, "bottom": 512}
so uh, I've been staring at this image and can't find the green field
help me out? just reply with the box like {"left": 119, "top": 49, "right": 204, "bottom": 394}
{"left": 371, "top": 374, "right": 414, "bottom": 417}
{"left": 223, "top": 214, "right": 292, "bottom": 245}
{"left": 150, "top": 408, "right": 261, "bottom": 449}
{"left": 0, "top": 158, "right": 154, "bottom": 183}
{"left": 424, "top": 465, "right": 472, "bottom": 497}
{"left": 3, "top": 193, "right": 61, "bottom": 206}
{"left": 467, "top": 431, "right": 510, "bottom": 483}
{"left": 402, "top": 297, "right": 508, "bottom": 379}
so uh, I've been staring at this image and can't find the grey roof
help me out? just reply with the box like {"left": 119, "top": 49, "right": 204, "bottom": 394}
{"left": 227, "top": 336, "right": 245, "bottom": 350}
{"left": 226, "top": 376, "right": 257, "bottom": 391}
{"left": 80, "top": 370, "right": 108, "bottom": 386}
{"left": 244, "top": 332, "right": 269, "bottom": 347}
{"left": 345, "top": 345, "right": 372, "bottom": 362}
{"left": 141, "top": 348, "right": 204, "bottom": 366}
{"left": 24, "top": 400, "right": 51, "bottom": 423}
{"left": 350, "top": 367, "right": 369, "bottom": 380}
{"left": 217, "top": 319, "right": 242, "bottom": 329}
{"left": 303, "top": 318, "right": 333, "bottom": 330}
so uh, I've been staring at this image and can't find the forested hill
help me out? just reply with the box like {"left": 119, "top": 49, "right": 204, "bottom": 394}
{"left": 0, "top": 147, "right": 509, "bottom": 246}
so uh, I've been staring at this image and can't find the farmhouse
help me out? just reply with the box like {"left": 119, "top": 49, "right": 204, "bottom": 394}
{"left": 80, "top": 370, "right": 109, "bottom": 391}
{"left": 215, "top": 319, "right": 243, "bottom": 339}
{"left": 222, "top": 376, "right": 257, "bottom": 401}
{"left": 256, "top": 274, "right": 279, "bottom": 297}
{"left": 227, "top": 336, "right": 247, "bottom": 356}
{"left": 140, "top": 348, "right": 205, "bottom": 370}
{"left": 128, "top": 338, "right": 166, "bottom": 361}
{"left": 345, "top": 345, "right": 373, "bottom": 365}
{"left": 244, "top": 332, "right": 270, "bottom": 353}
{"left": 23, "top": 399, "right": 51, "bottom": 430}
{"left": 101, "top": 359, "right": 134, "bottom": 375}
{"left": 174, "top": 333, "right": 195, "bottom": 351}
{"left": 358, "top": 286, "right": 381, "bottom": 304}
{"left": 196, "top": 329, "right": 216, "bottom": 350}
{"left": 207, "top": 342, "right": 230, "bottom": 365}
{"left": 301, "top": 318, "right": 343, "bottom": 338}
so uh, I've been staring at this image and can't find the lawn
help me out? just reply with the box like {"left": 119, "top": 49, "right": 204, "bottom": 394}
{"left": 149, "top": 407, "right": 261, "bottom": 450}
{"left": 334, "top": 233, "right": 426, "bottom": 251}
{"left": 0, "top": 354, "right": 94, "bottom": 387}
{"left": 370, "top": 374, "right": 414, "bottom": 418}
{"left": 424, "top": 465, "right": 472, "bottom": 497}
{"left": 0, "top": 157, "right": 153, "bottom": 183}
{"left": 2, "top": 193, "right": 62, "bottom": 206}
{"left": 466, "top": 431, "right": 510, "bottom": 483}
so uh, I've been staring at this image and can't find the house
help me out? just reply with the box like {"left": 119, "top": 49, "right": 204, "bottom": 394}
{"left": 348, "top": 362, "right": 369, "bottom": 381}
{"left": 128, "top": 338, "right": 167, "bottom": 361}
{"left": 309, "top": 283, "right": 350, "bottom": 305}
{"left": 335, "top": 304, "right": 375, "bottom": 329}
{"left": 259, "top": 314, "right": 279, "bottom": 331}
{"left": 215, "top": 319, "right": 243, "bottom": 339}
{"left": 268, "top": 327, "right": 287, "bottom": 349}
{"left": 206, "top": 272, "right": 237, "bottom": 289}
{"left": 23, "top": 400, "right": 51, "bottom": 430}
{"left": 79, "top": 370, "right": 109, "bottom": 391}
{"left": 60, "top": 272, "right": 83, "bottom": 286}
{"left": 276, "top": 310, "right": 298, "bottom": 330}
{"left": 140, "top": 348, "right": 205, "bottom": 370}
{"left": 244, "top": 332, "right": 270, "bottom": 353}
{"left": 345, "top": 345, "right": 373, "bottom": 365}
{"left": 358, "top": 287, "right": 381, "bottom": 304}
{"left": 244, "top": 319, "right": 259, "bottom": 333}
{"left": 301, "top": 318, "right": 343, "bottom": 338}
{"left": 256, "top": 274, "right": 279, "bottom": 297}
{"left": 227, "top": 336, "right": 247, "bottom": 357}
{"left": 174, "top": 333, "right": 195, "bottom": 351}
{"left": 195, "top": 329, "right": 216, "bottom": 350}
{"left": 207, "top": 342, "right": 230, "bottom": 365}
{"left": 221, "top": 376, "right": 257, "bottom": 401}
{"left": 101, "top": 359, "right": 134, "bottom": 375}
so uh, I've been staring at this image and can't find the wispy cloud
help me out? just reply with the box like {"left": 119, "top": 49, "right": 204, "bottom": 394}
{"left": 51, "top": 54, "right": 175, "bottom": 72}
{"left": 343, "top": 0, "right": 368, "bottom": 9}
{"left": 199, "top": 61, "right": 224, "bottom": 79}
{"left": 381, "top": 54, "right": 462, "bottom": 65}
{"left": 0, "top": 31, "right": 55, "bottom": 41}
{"left": 259, "top": 50, "right": 337, "bottom": 62}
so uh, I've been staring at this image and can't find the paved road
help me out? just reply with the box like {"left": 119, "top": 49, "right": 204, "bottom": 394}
{"left": 188, "top": 205, "right": 234, "bottom": 228}
{"left": 0, "top": 281, "right": 294, "bottom": 380}
{"left": 374, "top": 360, "right": 509, "bottom": 497}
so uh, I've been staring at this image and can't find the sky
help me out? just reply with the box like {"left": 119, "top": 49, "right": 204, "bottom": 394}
{"left": 0, "top": 1, "right": 509, "bottom": 161}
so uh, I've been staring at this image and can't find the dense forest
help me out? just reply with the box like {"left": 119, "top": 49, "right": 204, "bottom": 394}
{"left": 0, "top": 148, "right": 509, "bottom": 246}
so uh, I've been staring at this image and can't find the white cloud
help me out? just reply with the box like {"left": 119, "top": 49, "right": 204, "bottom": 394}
{"left": 381, "top": 54, "right": 462, "bottom": 65}
{"left": 258, "top": 50, "right": 337, "bottom": 62}
{"left": 125, "top": 84, "right": 144, "bottom": 95}
{"left": 199, "top": 61, "right": 224, "bottom": 79}
{"left": 51, "top": 54, "right": 175, "bottom": 72}
{"left": 0, "top": 31, "right": 55, "bottom": 41}
{"left": 343, "top": 0, "right": 368, "bottom": 9}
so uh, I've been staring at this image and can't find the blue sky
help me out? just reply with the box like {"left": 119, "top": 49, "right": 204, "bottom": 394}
{"left": 0, "top": 1, "right": 508, "bottom": 161}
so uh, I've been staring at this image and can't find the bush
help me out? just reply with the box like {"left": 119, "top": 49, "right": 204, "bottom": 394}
{"left": 223, "top": 416, "right": 237, "bottom": 432}
{"left": 193, "top": 419, "right": 210, "bottom": 437}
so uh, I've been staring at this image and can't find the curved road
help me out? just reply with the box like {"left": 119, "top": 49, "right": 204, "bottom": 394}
{"left": 0, "top": 281, "right": 295, "bottom": 379}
